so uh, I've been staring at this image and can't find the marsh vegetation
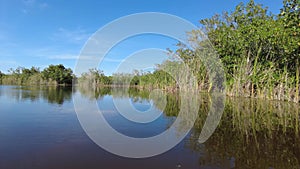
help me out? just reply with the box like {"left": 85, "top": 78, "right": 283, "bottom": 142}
{"left": 1, "top": 0, "right": 299, "bottom": 103}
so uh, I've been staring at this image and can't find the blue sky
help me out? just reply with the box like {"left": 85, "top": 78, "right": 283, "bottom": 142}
{"left": 0, "top": 0, "right": 283, "bottom": 75}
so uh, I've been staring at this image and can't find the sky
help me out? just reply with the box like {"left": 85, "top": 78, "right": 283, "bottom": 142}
{"left": 0, "top": 0, "right": 283, "bottom": 75}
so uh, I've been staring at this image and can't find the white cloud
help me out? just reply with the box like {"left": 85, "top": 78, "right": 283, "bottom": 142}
{"left": 21, "top": 0, "right": 49, "bottom": 14}
{"left": 32, "top": 50, "right": 101, "bottom": 61}
{"left": 48, "top": 54, "right": 79, "bottom": 60}
{"left": 47, "top": 54, "right": 114, "bottom": 61}
{"left": 0, "top": 60, "right": 18, "bottom": 65}
{"left": 52, "top": 27, "right": 91, "bottom": 44}
{"left": 24, "top": 47, "right": 79, "bottom": 60}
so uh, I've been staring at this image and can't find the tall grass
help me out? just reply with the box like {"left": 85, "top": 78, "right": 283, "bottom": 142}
{"left": 224, "top": 56, "right": 299, "bottom": 103}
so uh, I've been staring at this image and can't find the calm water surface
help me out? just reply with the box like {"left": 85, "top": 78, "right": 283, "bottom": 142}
{"left": 0, "top": 85, "right": 299, "bottom": 169}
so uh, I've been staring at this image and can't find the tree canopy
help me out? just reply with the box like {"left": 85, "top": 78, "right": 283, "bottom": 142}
{"left": 41, "top": 64, "right": 73, "bottom": 85}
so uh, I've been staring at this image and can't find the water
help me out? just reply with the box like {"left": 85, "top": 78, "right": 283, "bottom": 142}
{"left": 0, "top": 85, "right": 299, "bottom": 169}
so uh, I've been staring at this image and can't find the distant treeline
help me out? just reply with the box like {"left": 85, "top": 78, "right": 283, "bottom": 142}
{"left": 0, "top": 64, "right": 74, "bottom": 86}
{"left": 0, "top": 0, "right": 299, "bottom": 102}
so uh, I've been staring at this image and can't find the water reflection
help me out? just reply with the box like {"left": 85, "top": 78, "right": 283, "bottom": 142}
{"left": 78, "top": 86, "right": 300, "bottom": 168}
{"left": 0, "top": 85, "right": 73, "bottom": 105}
{"left": 190, "top": 98, "right": 300, "bottom": 169}
{"left": 78, "top": 85, "right": 111, "bottom": 100}
{"left": 0, "top": 85, "right": 299, "bottom": 168}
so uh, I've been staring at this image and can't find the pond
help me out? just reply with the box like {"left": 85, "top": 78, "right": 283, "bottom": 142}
{"left": 0, "top": 85, "right": 299, "bottom": 169}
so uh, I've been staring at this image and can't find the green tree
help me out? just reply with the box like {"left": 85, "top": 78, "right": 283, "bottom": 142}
{"left": 78, "top": 68, "right": 111, "bottom": 86}
{"left": 42, "top": 64, "right": 73, "bottom": 85}
{"left": 19, "top": 67, "right": 40, "bottom": 83}
{"left": 0, "top": 71, "right": 4, "bottom": 83}
{"left": 279, "top": 0, "right": 300, "bottom": 102}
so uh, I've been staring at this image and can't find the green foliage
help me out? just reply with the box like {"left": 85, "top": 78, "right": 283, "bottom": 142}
{"left": 130, "top": 75, "right": 140, "bottom": 86}
{"left": 78, "top": 68, "right": 112, "bottom": 86}
{"left": 2, "top": 66, "right": 41, "bottom": 85}
{"left": 112, "top": 73, "right": 134, "bottom": 86}
{"left": 0, "top": 71, "right": 4, "bottom": 83}
{"left": 41, "top": 64, "right": 73, "bottom": 85}
{"left": 1, "top": 64, "right": 73, "bottom": 86}
{"left": 185, "top": 0, "right": 300, "bottom": 101}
